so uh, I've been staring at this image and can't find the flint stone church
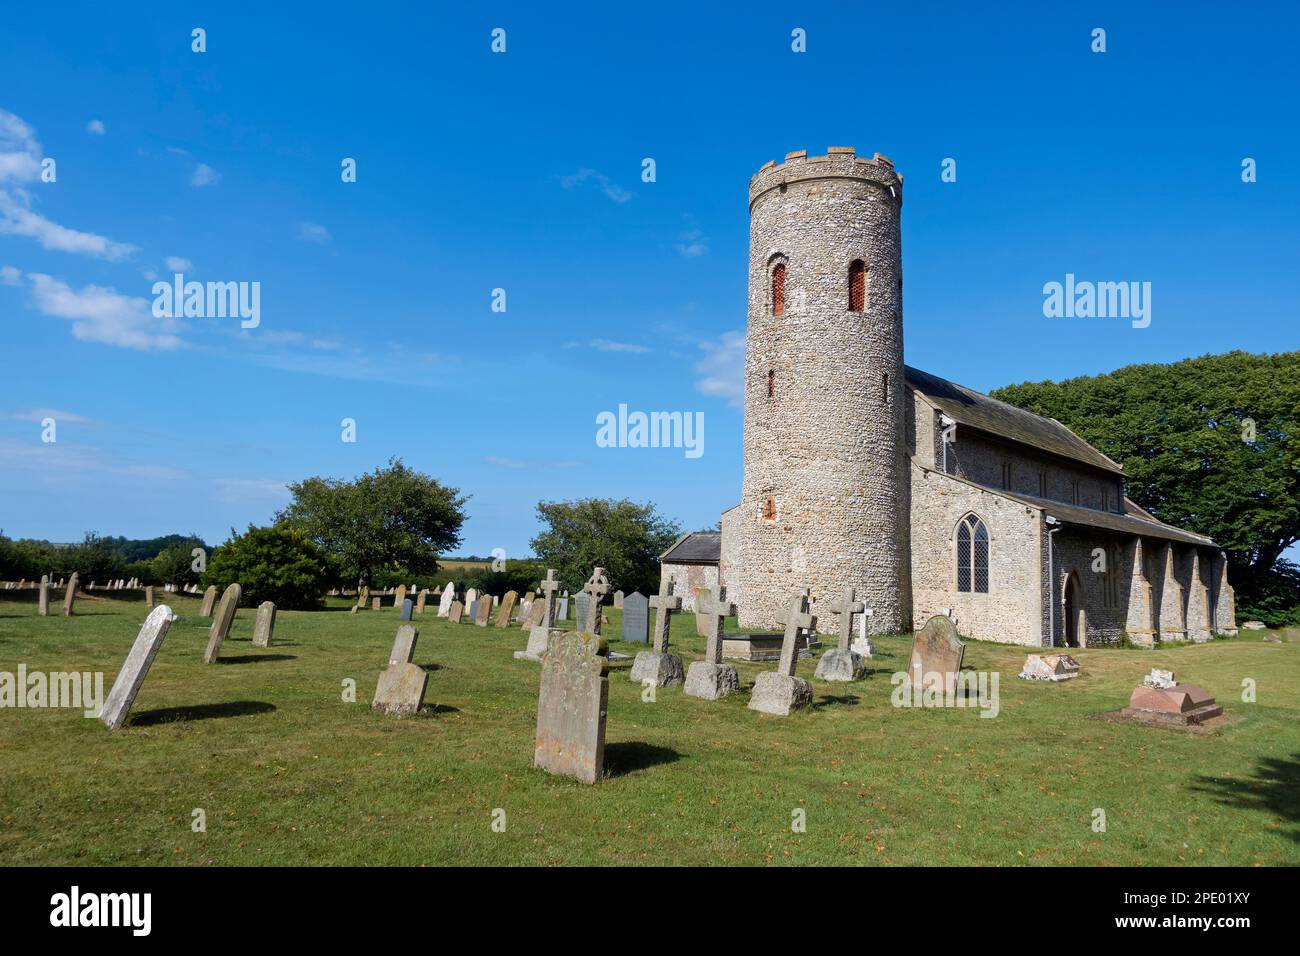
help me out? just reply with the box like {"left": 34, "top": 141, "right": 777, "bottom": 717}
{"left": 659, "top": 147, "right": 1237, "bottom": 649}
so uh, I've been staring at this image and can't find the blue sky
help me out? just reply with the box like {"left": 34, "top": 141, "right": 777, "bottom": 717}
{"left": 1, "top": 2, "right": 1296, "bottom": 557}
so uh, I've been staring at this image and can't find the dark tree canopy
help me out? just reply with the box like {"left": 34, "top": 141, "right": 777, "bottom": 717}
{"left": 203, "top": 524, "right": 332, "bottom": 610}
{"left": 276, "top": 458, "right": 468, "bottom": 587}
{"left": 991, "top": 350, "right": 1300, "bottom": 622}
{"left": 530, "top": 498, "right": 681, "bottom": 595}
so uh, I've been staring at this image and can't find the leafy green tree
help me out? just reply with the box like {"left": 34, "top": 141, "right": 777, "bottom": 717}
{"left": 68, "top": 533, "right": 127, "bottom": 583}
{"left": 202, "top": 524, "right": 332, "bottom": 610}
{"left": 530, "top": 498, "right": 681, "bottom": 595}
{"left": 455, "top": 558, "right": 547, "bottom": 598}
{"left": 151, "top": 544, "right": 203, "bottom": 587}
{"left": 991, "top": 350, "right": 1300, "bottom": 622}
{"left": 276, "top": 458, "right": 468, "bottom": 587}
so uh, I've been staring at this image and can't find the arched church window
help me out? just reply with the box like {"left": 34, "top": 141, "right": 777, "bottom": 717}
{"left": 956, "top": 514, "right": 990, "bottom": 593}
{"left": 848, "top": 260, "right": 866, "bottom": 312}
{"left": 771, "top": 262, "right": 786, "bottom": 316}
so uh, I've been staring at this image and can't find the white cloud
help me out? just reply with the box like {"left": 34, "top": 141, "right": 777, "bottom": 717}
{"left": 191, "top": 162, "right": 220, "bottom": 186}
{"left": 483, "top": 455, "right": 579, "bottom": 470}
{"left": 558, "top": 168, "right": 632, "bottom": 204}
{"left": 164, "top": 256, "right": 192, "bottom": 272}
{"left": 676, "top": 228, "right": 708, "bottom": 257}
{"left": 0, "top": 110, "right": 42, "bottom": 182}
{"left": 0, "top": 264, "right": 20, "bottom": 285}
{"left": 86, "top": 119, "right": 105, "bottom": 135}
{"left": 695, "top": 330, "right": 745, "bottom": 407}
{"left": 590, "top": 338, "right": 649, "bottom": 353}
{"left": 26, "top": 273, "right": 182, "bottom": 351}
{"left": 0, "top": 407, "right": 95, "bottom": 424}
{"left": 296, "top": 222, "right": 331, "bottom": 244}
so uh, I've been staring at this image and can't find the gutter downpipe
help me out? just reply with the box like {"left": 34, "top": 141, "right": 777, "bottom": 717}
{"left": 1046, "top": 515, "right": 1061, "bottom": 648}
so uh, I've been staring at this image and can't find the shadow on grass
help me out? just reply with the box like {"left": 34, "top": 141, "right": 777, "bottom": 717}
{"left": 604, "top": 741, "right": 681, "bottom": 778}
{"left": 129, "top": 700, "right": 276, "bottom": 726}
{"left": 812, "top": 694, "right": 861, "bottom": 710}
{"left": 418, "top": 662, "right": 443, "bottom": 672}
{"left": 421, "top": 703, "right": 460, "bottom": 715}
{"left": 216, "top": 654, "right": 297, "bottom": 664}
{"left": 1189, "top": 752, "right": 1300, "bottom": 842}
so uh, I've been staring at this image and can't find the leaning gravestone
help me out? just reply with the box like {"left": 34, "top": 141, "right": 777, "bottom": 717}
{"left": 534, "top": 631, "right": 609, "bottom": 784}
{"left": 815, "top": 586, "right": 867, "bottom": 682}
{"left": 252, "top": 601, "right": 277, "bottom": 648}
{"left": 416, "top": 589, "right": 428, "bottom": 615}
{"left": 684, "top": 587, "right": 739, "bottom": 700}
{"left": 475, "top": 595, "right": 493, "bottom": 627}
{"left": 400, "top": 598, "right": 414, "bottom": 622}
{"left": 495, "top": 590, "right": 519, "bottom": 628}
{"left": 38, "top": 575, "right": 50, "bottom": 616}
{"left": 749, "top": 593, "right": 817, "bottom": 716}
{"left": 630, "top": 578, "right": 684, "bottom": 687}
{"left": 437, "top": 582, "right": 455, "bottom": 617}
{"left": 100, "top": 605, "right": 178, "bottom": 730}
{"left": 516, "top": 569, "right": 562, "bottom": 661}
{"left": 199, "top": 585, "right": 218, "bottom": 618}
{"left": 62, "top": 573, "right": 80, "bottom": 617}
{"left": 372, "top": 662, "right": 427, "bottom": 716}
{"left": 902, "top": 614, "right": 965, "bottom": 693}
{"left": 449, "top": 600, "right": 464, "bottom": 624}
{"left": 388, "top": 624, "right": 420, "bottom": 666}
{"left": 621, "top": 591, "right": 649, "bottom": 644}
{"left": 466, "top": 598, "right": 478, "bottom": 621}
{"left": 203, "top": 583, "right": 242, "bottom": 664}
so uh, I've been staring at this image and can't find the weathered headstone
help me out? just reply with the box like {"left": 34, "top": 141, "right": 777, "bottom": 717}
{"left": 199, "top": 584, "right": 218, "bottom": 618}
{"left": 749, "top": 593, "right": 817, "bottom": 715}
{"left": 100, "top": 605, "right": 178, "bottom": 730}
{"left": 252, "top": 601, "right": 277, "bottom": 648}
{"left": 357, "top": 585, "right": 371, "bottom": 612}
{"left": 416, "top": 589, "right": 428, "bottom": 615}
{"left": 437, "top": 582, "right": 455, "bottom": 617}
{"left": 534, "top": 631, "right": 609, "bottom": 784}
{"left": 516, "top": 569, "right": 562, "bottom": 661}
{"left": 574, "top": 592, "right": 591, "bottom": 633}
{"left": 38, "top": 575, "right": 49, "bottom": 616}
{"left": 475, "top": 594, "right": 493, "bottom": 627}
{"left": 62, "top": 573, "right": 79, "bottom": 617}
{"left": 902, "top": 614, "right": 965, "bottom": 693}
{"left": 495, "top": 590, "right": 519, "bottom": 627}
{"left": 621, "top": 591, "right": 649, "bottom": 644}
{"left": 613, "top": 590, "right": 624, "bottom": 609}
{"left": 394, "top": 584, "right": 407, "bottom": 608}
{"left": 388, "top": 624, "right": 420, "bottom": 666}
{"left": 372, "top": 663, "right": 428, "bottom": 716}
{"left": 685, "top": 587, "right": 739, "bottom": 700}
{"left": 449, "top": 600, "right": 464, "bottom": 624}
{"left": 556, "top": 596, "right": 570, "bottom": 622}
{"left": 371, "top": 596, "right": 381, "bottom": 611}
{"left": 1018, "top": 653, "right": 1080, "bottom": 681}
{"left": 203, "top": 583, "right": 242, "bottom": 663}
{"left": 815, "top": 586, "right": 867, "bottom": 682}
{"left": 400, "top": 598, "right": 414, "bottom": 621}
{"left": 465, "top": 588, "right": 479, "bottom": 610}
{"left": 144, "top": 585, "right": 155, "bottom": 610}
{"left": 694, "top": 588, "right": 712, "bottom": 637}
{"left": 630, "top": 577, "right": 684, "bottom": 687}
{"left": 581, "top": 567, "right": 611, "bottom": 635}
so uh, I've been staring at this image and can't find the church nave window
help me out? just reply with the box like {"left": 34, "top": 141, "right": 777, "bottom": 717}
{"left": 956, "top": 514, "right": 990, "bottom": 594}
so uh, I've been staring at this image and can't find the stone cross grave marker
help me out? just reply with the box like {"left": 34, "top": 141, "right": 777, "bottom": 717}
{"left": 475, "top": 594, "right": 493, "bottom": 627}
{"left": 630, "top": 577, "right": 684, "bottom": 687}
{"left": 903, "top": 615, "right": 965, "bottom": 692}
{"left": 252, "top": 601, "right": 277, "bottom": 648}
{"left": 534, "top": 631, "right": 609, "bottom": 784}
{"left": 62, "top": 573, "right": 79, "bottom": 617}
{"left": 749, "top": 592, "right": 817, "bottom": 715}
{"left": 494, "top": 590, "right": 518, "bottom": 627}
{"left": 199, "top": 585, "right": 218, "bottom": 618}
{"left": 38, "top": 575, "right": 49, "bottom": 616}
{"left": 815, "top": 586, "right": 867, "bottom": 682}
{"left": 100, "top": 605, "right": 178, "bottom": 730}
{"left": 685, "top": 586, "right": 739, "bottom": 700}
{"left": 621, "top": 591, "right": 648, "bottom": 644}
{"left": 388, "top": 624, "right": 420, "bottom": 666}
{"left": 516, "top": 569, "right": 562, "bottom": 661}
{"left": 437, "top": 582, "right": 455, "bottom": 617}
{"left": 400, "top": 598, "right": 414, "bottom": 621}
{"left": 204, "top": 583, "right": 242, "bottom": 663}
{"left": 581, "top": 567, "right": 611, "bottom": 635}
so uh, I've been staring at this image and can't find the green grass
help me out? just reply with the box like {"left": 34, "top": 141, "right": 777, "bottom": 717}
{"left": 1, "top": 591, "right": 1297, "bottom": 866}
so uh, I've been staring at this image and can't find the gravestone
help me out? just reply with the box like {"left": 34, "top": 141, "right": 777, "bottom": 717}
{"left": 574, "top": 593, "right": 591, "bottom": 633}
{"left": 144, "top": 585, "right": 155, "bottom": 610}
{"left": 394, "top": 584, "right": 407, "bottom": 608}
{"left": 62, "top": 573, "right": 80, "bottom": 617}
{"left": 902, "top": 615, "right": 965, "bottom": 693}
{"left": 100, "top": 605, "right": 178, "bottom": 731}
{"left": 556, "top": 597, "right": 569, "bottom": 622}
{"left": 388, "top": 624, "right": 420, "bottom": 666}
{"left": 465, "top": 588, "right": 479, "bottom": 610}
{"left": 252, "top": 601, "right": 277, "bottom": 648}
{"left": 449, "top": 601, "right": 464, "bottom": 624}
{"left": 372, "top": 663, "right": 428, "bottom": 717}
{"left": 630, "top": 577, "right": 684, "bottom": 687}
{"left": 522, "top": 599, "right": 546, "bottom": 629}
{"left": 516, "top": 569, "right": 562, "bottom": 661}
{"left": 614, "top": 590, "right": 624, "bottom": 609}
{"left": 416, "top": 589, "right": 428, "bottom": 615}
{"left": 203, "top": 583, "right": 242, "bottom": 664}
{"left": 475, "top": 595, "right": 493, "bottom": 627}
{"left": 852, "top": 608, "right": 875, "bottom": 657}
{"left": 437, "top": 583, "right": 455, "bottom": 617}
{"left": 370, "top": 597, "right": 380, "bottom": 610}
{"left": 749, "top": 592, "right": 817, "bottom": 716}
{"left": 357, "top": 586, "right": 371, "bottom": 611}
{"left": 38, "top": 575, "right": 49, "bottom": 616}
{"left": 694, "top": 588, "right": 712, "bottom": 637}
{"left": 685, "top": 587, "right": 739, "bottom": 700}
{"left": 400, "top": 598, "right": 414, "bottom": 621}
{"left": 495, "top": 590, "right": 518, "bottom": 627}
{"left": 522, "top": 590, "right": 535, "bottom": 605}
{"left": 199, "top": 584, "right": 218, "bottom": 618}
{"left": 1019, "top": 653, "right": 1080, "bottom": 681}
{"left": 533, "top": 631, "right": 609, "bottom": 784}
{"left": 581, "top": 567, "right": 611, "bottom": 635}
{"left": 621, "top": 591, "right": 649, "bottom": 644}
{"left": 815, "top": 586, "right": 867, "bottom": 682}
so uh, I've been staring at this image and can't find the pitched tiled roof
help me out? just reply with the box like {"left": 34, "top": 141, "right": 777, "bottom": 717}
{"left": 999, "top": 489, "right": 1216, "bottom": 547}
{"left": 660, "top": 531, "right": 722, "bottom": 564}
{"left": 905, "top": 366, "right": 1124, "bottom": 476}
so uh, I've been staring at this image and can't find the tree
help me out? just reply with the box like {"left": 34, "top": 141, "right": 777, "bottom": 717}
{"left": 991, "top": 350, "right": 1300, "bottom": 623}
{"left": 67, "top": 533, "right": 127, "bottom": 583}
{"left": 276, "top": 458, "right": 468, "bottom": 587}
{"left": 530, "top": 498, "right": 681, "bottom": 595}
{"left": 202, "top": 524, "right": 332, "bottom": 610}
{"left": 151, "top": 544, "right": 202, "bottom": 588}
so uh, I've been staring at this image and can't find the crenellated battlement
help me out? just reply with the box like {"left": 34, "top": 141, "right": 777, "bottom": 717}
{"left": 749, "top": 147, "right": 903, "bottom": 208}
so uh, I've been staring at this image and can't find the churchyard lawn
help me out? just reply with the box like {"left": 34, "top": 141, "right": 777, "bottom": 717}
{"left": 1, "top": 592, "right": 1296, "bottom": 866}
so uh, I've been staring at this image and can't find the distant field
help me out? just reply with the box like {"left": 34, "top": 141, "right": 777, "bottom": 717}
{"left": 1, "top": 590, "right": 1297, "bottom": 866}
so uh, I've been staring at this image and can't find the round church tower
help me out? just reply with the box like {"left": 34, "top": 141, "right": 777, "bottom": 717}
{"left": 734, "top": 147, "right": 912, "bottom": 635}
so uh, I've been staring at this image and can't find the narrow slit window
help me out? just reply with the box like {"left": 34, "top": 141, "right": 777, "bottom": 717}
{"left": 771, "top": 263, "right": 786, "bottom": 316}
{"left": 762, "top": 497, "right": 776, "bottom": 521}
{"left": 848, "top": 260, "right": 866, "bottom": 312}
{"left": 881, "top": 372, "right": 889, "bottom": 403}
{"left": 767, "top": 369, "right": 775, "bottom": 398}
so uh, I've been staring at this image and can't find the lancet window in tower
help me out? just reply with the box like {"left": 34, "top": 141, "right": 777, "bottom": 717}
{"left": 762, "top": 497, "right": 776, "bottom": 521}
{"left": 767, "top": 369, "right": 775, "bottom": 398}
{"left": 771, "top": 262, "right": 786, "bottom": 316}
{"left": 848, "top": 259, "right": 866, "bottom": 312}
